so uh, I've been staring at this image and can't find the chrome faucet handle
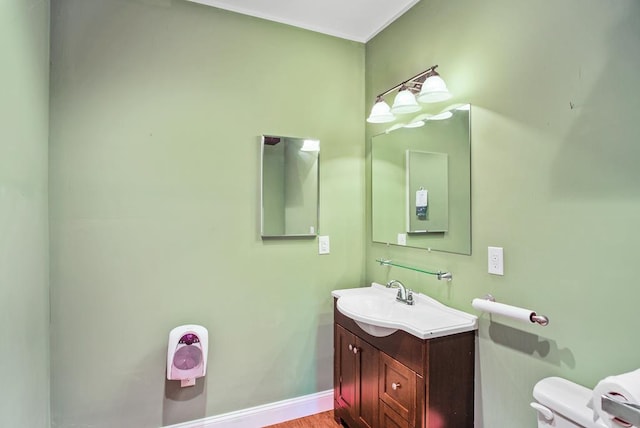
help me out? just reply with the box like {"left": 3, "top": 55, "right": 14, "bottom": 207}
{"left": 406, "top": 290, "right": 414, "bottom": 305}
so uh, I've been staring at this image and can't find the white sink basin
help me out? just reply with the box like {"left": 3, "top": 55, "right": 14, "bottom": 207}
{"left": 332, "top": 283, "right": 477, "bottom": 339}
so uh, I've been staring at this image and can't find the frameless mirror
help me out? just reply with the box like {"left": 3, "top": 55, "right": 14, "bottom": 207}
{"left": 261, "top": 135, "right": 319, "bottom": 238}
{"left": 371, "top": 104, "right": 471, "bottom": 254}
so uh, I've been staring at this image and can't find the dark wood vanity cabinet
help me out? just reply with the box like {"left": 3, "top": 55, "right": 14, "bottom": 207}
{"left": 334, "top": 300, "right": 475, "bottom": 428}
{"left": 335, "top": 325, "right": 379, "bottom": 428}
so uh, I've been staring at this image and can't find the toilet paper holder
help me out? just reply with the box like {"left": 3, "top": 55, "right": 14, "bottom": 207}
{"left": 602, "top": 393, "right": 640, "bottom": 426}
{"left": 472, "top": 294, "right": 549, "bottom": 326}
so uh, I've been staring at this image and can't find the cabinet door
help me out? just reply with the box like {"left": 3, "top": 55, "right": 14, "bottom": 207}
{"left": 334, "top": 325, "right": 379, "bottom": 428}
{"left": 355, "top": 337, "right": 379, "bottom": 428}
{"left": 335, "top": 325, "right": 357, "bottom": 413}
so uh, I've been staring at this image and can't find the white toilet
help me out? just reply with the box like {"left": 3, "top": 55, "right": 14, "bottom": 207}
{"left": 532, "top": 377, "right": 607, "bottom": 428}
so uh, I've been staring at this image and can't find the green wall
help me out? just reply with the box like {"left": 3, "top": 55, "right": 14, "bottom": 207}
{"left": 0, "top": 0, "right": 50, "bottom": 426}
{"left": 366, "top": 1, "right": 640, "bottom": 426}
{"left": 49, "top": 0, "right": 364, "bottom": 426}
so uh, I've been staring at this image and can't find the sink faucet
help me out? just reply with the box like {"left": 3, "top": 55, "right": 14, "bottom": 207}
{"left": 386, "top": 280, "right": 414, "bottom": 305}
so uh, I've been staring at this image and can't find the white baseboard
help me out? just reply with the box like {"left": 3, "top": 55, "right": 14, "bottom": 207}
{"left": 164, "top": 389, "right": 334, "bottom": 428}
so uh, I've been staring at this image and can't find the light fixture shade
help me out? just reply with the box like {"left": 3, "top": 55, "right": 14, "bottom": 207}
{"left": 367, "top": 100, "right": 396, "bottom": 123}
{"left": 391, "top": 89, "right": 421, "bottom": 114}
{"left": 417, "top": 75, "right": 452, "bottom": 103}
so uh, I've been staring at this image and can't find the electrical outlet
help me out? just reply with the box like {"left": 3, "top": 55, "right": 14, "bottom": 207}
{"left": 488, "top": 246, "right": 504, "bottom": 275}
{"left": 318, "top": 236, "right": 330, "bottom": 255}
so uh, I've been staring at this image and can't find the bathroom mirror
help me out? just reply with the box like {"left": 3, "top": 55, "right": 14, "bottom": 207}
{"left": 371, "top": 104, "right": 471, "bottom": 254}
{"left": 260, "top": 135, "right": 319, "bottom": 238}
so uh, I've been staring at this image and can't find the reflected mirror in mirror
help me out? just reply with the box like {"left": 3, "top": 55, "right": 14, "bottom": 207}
{"left": 407, "top": 150, "right": 449, "bottom": 233}
{"left": 372, "top": 104, "right": 471, "bottom": 254}
{"left": 261, "top": 135, "right": 319, "bottom": 238}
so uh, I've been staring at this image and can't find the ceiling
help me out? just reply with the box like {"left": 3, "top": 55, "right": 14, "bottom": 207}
{"left": 185, "top": 0, "right": 420, "bottom": 43}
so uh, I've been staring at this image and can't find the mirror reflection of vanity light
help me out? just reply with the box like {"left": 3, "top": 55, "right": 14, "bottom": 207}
{"left": 385, "top": 123, "right": 406, "bottom": 134}
{"left": 387, "top": 104, "right": 463, "bottom": 133}
{"left": 301, "top": 139, "right": 320, "bottom": 152}
{"left": 404, "top": 120, "right": 425, "bottom": 128}
{"left": 429, "top": 111, "right": 453, "bottom": 121}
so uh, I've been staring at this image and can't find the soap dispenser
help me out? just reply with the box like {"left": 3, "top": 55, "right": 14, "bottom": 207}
{"left": 167, "top": 325, "right": 208, "bottom": 387}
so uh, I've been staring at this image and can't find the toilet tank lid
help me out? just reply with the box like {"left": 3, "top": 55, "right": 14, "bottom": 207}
{"left": 533, "top": 377, "right": 600, "bottom": 428}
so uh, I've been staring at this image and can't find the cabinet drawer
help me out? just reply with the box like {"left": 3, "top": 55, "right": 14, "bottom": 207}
{"left": 379, "top": 401, "right": 411, "bottom": 428}
{"left": 379, "top": 352, "right": 417, "bottom": 425}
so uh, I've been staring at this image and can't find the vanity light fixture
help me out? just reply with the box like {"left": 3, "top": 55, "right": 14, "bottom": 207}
{"left": 367, "top": 65, "right": 452, "bottom": 124}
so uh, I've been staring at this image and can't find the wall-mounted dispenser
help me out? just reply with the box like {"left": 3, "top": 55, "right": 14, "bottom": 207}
{"left": 167, "top": 325, "right": 208, "bottom": 387}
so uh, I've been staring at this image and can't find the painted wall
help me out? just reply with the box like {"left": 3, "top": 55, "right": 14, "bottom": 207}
{"left": 365, "top": 0, "right": 640, "bottom": 426}
{"left": 49, "top": 1, "right": 364, "bottom": 427}
{"left": 0, "top": 0, "right": 50, "bottom": 426}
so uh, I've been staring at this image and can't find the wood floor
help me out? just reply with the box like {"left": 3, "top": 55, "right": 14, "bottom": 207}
{"left": 263, "top": 410, "right": 343, "bottom": 428}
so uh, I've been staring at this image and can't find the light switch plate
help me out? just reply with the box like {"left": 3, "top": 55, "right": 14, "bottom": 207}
{"left": 397, "top": 233, "right": 407, "bottom": 246}
{"left": 318, "top": 236, "right": 330, "bottom": 255}
{"left": 488, "top": 246, "right": 504, "bottom": 275}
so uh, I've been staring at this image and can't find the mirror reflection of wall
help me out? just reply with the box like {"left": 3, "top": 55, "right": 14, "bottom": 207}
{"left": 261, "top": 135, "right": 319, "bottom": 238}
{"left": 371, "top": 104, "right": 471, "bottom": 254}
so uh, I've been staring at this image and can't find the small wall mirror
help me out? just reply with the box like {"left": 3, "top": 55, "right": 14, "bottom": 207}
{"left": 371, "top": 104, "right": 471, "bottom": 254}
{"left": 260, "top": 135, "right": 319, "bottom": 238}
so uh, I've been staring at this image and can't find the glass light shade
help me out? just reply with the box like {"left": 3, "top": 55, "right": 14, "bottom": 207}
{"left": 367, "top": 100, "right": 395, "bottom": 123}
{"left": 417, "top": 75, "right": 452, "bottom": 103}
{"left": 391, "top": 89, "right": 421, "bottom": 114}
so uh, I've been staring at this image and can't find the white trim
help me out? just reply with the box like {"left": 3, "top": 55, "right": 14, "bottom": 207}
{"left": 164, "top": 389, "right": 333, "bottom": 428}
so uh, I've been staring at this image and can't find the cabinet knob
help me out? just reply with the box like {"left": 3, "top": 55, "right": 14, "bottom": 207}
{"left": 392, "top": 382, "right": 401, "bottom": 390}
{"left": 348, "top": 344, "right": 353, "bottom": 351}
{"left": 353, "top": 347, "right": 359, "bottom": 354}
